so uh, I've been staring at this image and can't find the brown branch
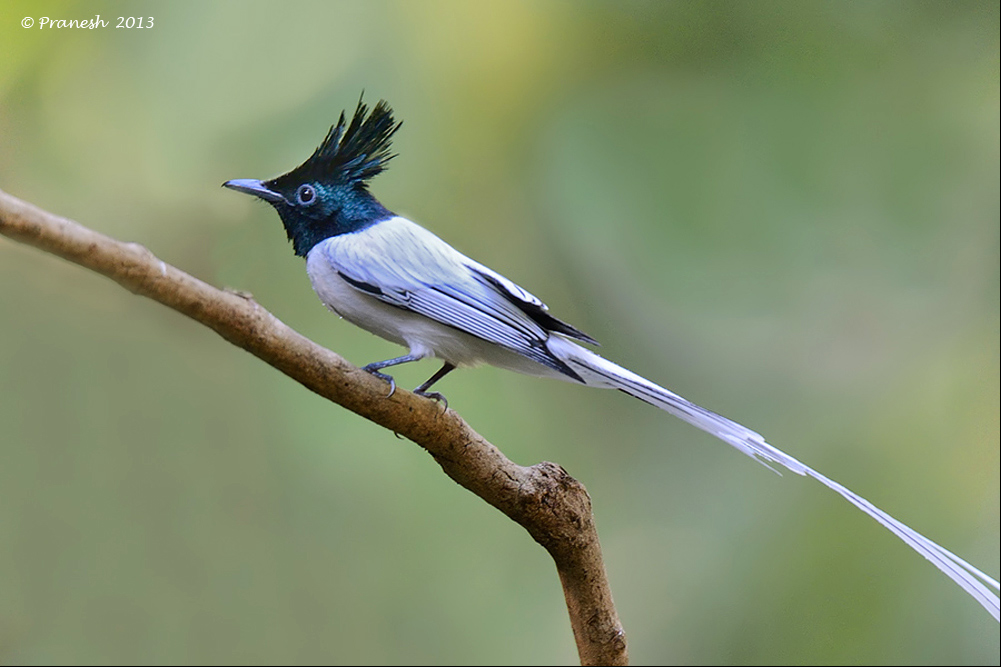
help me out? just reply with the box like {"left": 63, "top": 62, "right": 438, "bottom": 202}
{"left": 0, "top": 188, "right": 628, "bottom": 666}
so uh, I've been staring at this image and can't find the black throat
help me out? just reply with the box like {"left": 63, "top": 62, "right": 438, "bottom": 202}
{"left": 277, "top": 185, "right": 394, "bottom": 257}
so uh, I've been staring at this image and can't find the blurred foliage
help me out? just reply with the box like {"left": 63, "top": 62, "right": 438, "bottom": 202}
{"left": 1, "top": 1, "right": 998, "bottom": 664}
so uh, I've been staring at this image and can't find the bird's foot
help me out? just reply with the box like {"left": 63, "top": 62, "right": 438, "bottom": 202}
{"left": 414, "top": 388, "right": 448, "bottom": 410}
{"left": 362, "top": 365, "right": 397, "bottom": 398}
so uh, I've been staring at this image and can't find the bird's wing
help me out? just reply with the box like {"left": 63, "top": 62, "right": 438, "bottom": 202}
{"left": 463, "top": 258, "right": 599, "bottom": 345}
{"left": 319, "top": 217, "right": 591, "bottom": 377}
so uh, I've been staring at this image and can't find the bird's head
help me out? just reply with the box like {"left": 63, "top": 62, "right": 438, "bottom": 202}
{"left": 224, "top": 97, "right": 401, "bottom": 256}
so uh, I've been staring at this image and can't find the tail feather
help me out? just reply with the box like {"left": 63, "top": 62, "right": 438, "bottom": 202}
{"left": 557, "top": 342, "right": 1001, "bottom": 621}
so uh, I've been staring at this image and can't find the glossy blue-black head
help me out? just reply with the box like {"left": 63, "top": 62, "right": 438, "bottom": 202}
{"left": 224, "top": 97, "right": 401, "bottom": 256}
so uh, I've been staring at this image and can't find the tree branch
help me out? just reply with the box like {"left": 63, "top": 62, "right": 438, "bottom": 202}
{"left": 0, "top": 188, "right": 628, "bottom": 666}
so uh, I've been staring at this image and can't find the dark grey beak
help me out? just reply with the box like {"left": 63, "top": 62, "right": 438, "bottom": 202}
{"left": 223, "top": 179, "right": 286, "bottom": 204}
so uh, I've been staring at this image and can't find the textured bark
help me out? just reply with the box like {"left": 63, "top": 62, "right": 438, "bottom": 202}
{"left": 0, "top": 188, "right": 628, "bottom": 666}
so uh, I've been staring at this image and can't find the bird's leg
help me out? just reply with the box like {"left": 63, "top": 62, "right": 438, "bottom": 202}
{"left": 361, "top": 354, "right": 424, "bottom": 397}
{"left": 413, "top": 362, "right": 456, "bottom": 408}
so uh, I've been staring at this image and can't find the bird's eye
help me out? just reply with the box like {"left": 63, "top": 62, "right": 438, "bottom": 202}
{"left": 296, "top": 184, "right": 317, "bottom": 206}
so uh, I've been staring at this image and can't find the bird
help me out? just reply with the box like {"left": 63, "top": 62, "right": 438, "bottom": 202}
{"left": 224, "top": 96, "right": 999, "bottom": 621}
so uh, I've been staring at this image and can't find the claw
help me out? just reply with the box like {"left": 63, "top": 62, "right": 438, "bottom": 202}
{"left": 363, "top": 366, "right": 397, "bottom": 398}
{"left": 415, "top": 389, "right": 448, "bottom": 411}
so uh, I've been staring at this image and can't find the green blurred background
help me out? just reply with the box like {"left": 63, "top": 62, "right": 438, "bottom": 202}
{"left": 1, "top": 1, "right": 998, "bottom": 664}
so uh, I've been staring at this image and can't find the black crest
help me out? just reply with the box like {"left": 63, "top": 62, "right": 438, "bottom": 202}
{"left": 304, "top": 97, "right": 402, "bottom": 185}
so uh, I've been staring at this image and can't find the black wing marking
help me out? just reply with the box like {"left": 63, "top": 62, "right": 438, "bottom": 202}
{"left": 337, "top": 272, "right": 386, "bottom": 296}
{"left": 467, "top": 264, "right": 599, "bottom": 345}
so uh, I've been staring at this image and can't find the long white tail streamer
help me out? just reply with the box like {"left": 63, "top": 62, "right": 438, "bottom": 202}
{"left": 560, "top": 345, "right": 1000, "bottom": 621}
